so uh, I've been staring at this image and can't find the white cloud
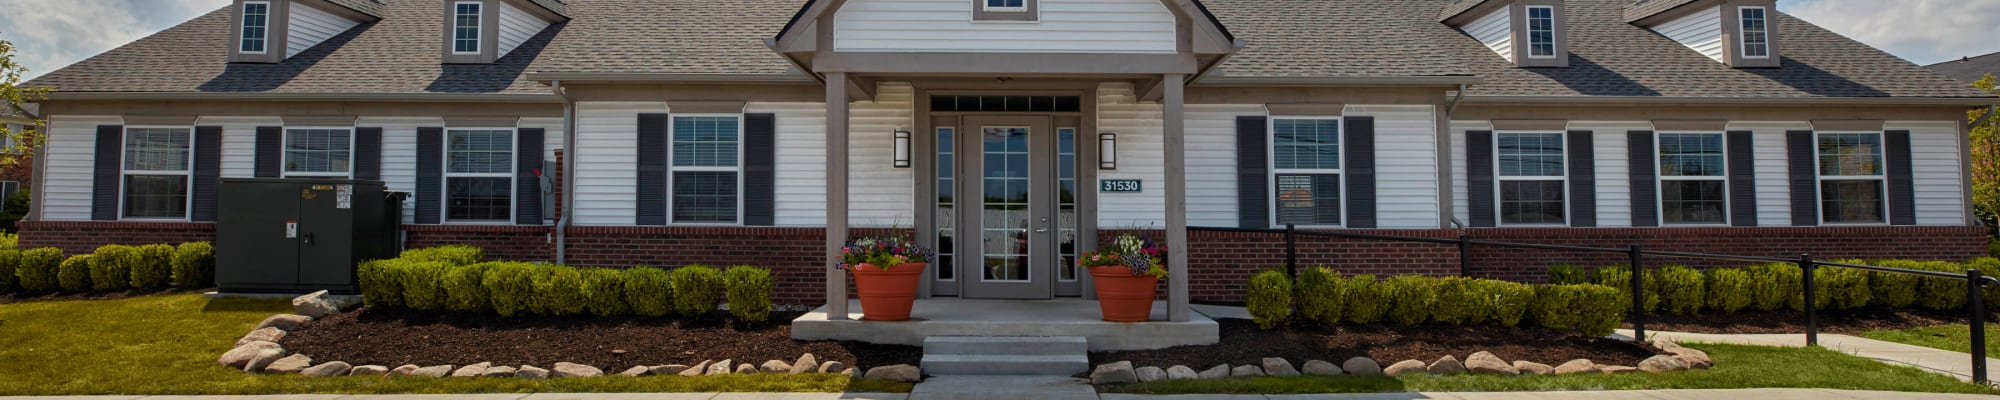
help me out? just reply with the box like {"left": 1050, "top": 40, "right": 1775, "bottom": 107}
{"left": 0, "top": 0, "right": 229, "bottom": 80}
{"left": 1782, "top": 0, "right": 2000, "bottom": 65}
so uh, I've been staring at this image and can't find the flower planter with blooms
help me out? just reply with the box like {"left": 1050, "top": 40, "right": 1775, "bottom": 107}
{"left": 835, "top": 237, "right": 935, "bottom": 321}
{"left": 1080, "top": 234, "right": 1169, "bottom": 322}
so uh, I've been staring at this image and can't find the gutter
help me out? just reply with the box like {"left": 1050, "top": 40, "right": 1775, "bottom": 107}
{"left": 1187, "top": 39, "right": 1248, "bottom": 85}
{"left": 1975, "top": 104, "right": 1998, "bottom": 127}
{"left": 527, "top": 71, "right": 819, "bottom": 84}
{"left": 1195, "top": 75, "right": 1486, "bottom": 87}
{"left": 43, "top": 92, "right": 561, "bottom": 102}
{"left": 552, "top": 80, "right": 578, "bottom": 265}
{"left": 1461, "top": 95, "right": 2000, "bottom": 106}
{"left": 762, "top": 39, "right": 830, "bottom": 85}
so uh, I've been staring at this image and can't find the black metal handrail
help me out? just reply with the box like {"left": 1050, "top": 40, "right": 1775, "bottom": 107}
{"left": 1190, "top": 224, "right": 1998, "bottom": 383}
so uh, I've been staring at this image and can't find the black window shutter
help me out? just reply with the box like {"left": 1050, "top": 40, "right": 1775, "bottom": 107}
{"left": 415, "top": 127, "right": 444, "bottom": 224}
{"left": 1786, "top": 130, "right": 1818, "bottom": 226}
{"left": 1627, "top": 131, "right": 1659, "bottom": 227}
{"left": 92, "top": 125, "right": 124, "bottom": 221}
{"left": 1344, "top": 116, "right": 1377, "bottom": 229}
{"left": 1236, "top": 116, "right": 1270, "bottom": 228}
{"left": 254, "top": 126, "right": 282, "bottom": 178}
{"left": 1726, "top": 131, "right": 1758, "bottom": 226}
{"left": 191, "top": 126, "right": 222, "bottom": 222}
{"left": 1886, "top": 130, "right": 1916, "bottom": 225}
{"left": 1566, "top": 131, "right": 1596, "bottom": 227}
{"left": 636, "top": 114, "right": 669, "bottom": 225}
{"left": 1467, "top": 131, "right": 1495, "bottom": 227}
{"left": 354, "top": 127, "right": 383, "bottom": 180}
{"left": 516, "top": 128, "right": 545, "bottom": 225}
{"left": 743, "top": 113, "right": 777, "bottom": 226}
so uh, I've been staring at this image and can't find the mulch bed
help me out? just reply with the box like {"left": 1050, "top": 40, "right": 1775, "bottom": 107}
{"left": 1625, "top": 307, "right": 1979, "bottom": 334}
{"left": 280, "top": 307, "right": 922, "bottom": 371}
{"left": 1092, "top": 319, "right": 1661, "bottom": 369}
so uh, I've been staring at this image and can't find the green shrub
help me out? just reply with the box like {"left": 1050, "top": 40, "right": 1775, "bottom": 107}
{"left": 1429, "top": 277, "right": 1485, "bottom": 326}
{"left": 1342, "top": 275, "right": 1389, "bottom": 324}
{"left": 170, "top": 242, "right": 215, "bottom": 288}
{"left": 1868, "top": 260, "right": 1922, "bottom": 308}
{"left": 1816, "top": 265, "right": 1872, "bottom": 311}
{"left": 127, "top": 244, "right": 174, "bottom": 289}
{"left": 399, "top": 245, "right": 484, "bottom": 265}
{"left": 87, "top": 245, "right": 133, "bottom": 291}
{"left": 0, "top": 233, "right": 16, "bottom": 250}
{"left": 58, "top": 254, "right": 92, "bottom": 292}
{"left": 1914, "top": 261, "right": 1968, "bottom": 310}
{"left": 398, "top": 261, "right": 450, "bottom": 311}
{"left": 1704, "top": 268, "right": 1755, "bottom": 313}
{"left": 579, "top": 268, "right": 630, "bottom": 317}
{"left": 1382, "top": 275, "right": 1438, "bottom": 326}
{"left": 668, "top": 265, "right": 723, "bottom": 318}
{"left": 1294, "top": 267, "right": 1344, "bottom": 326}
{"left": 535, "top": 266, "right": 588, "bottom": 316}
{"left": 17, "top": 247, "right": 62, "bottom": 292}
{"left": 1485, "top": 280, "right": 1536, "bottom": 327}
{"left": 1532, "top": 284, "right": 1625, "bottom": 337}
{"left": 0, "top": 249, "right": 18, "bottom": 293}
{"left": 1746, "top": 263, "right": 1801, "bottom": 311}
{"left": 442, "top": 263, "right": 493, "bottom": 313}
{"left": 1656, "top": 265, "right": 1704, "bottom": 315}
{"left": 724, "top": 266, "right": 773, "bottom": 322}
{"left": 622, "top": 266, "right": 673, "bottom": 317}
{"left": 357, "top": 259, "right": 403, "bottom": 308}
{"left": 1596, "top": 265, "right": 1660, "bottom": 313}
{"left": 1246, "top": 270, "right": 1293, "bottom": 329}
{"left": 1548, "top": 264, "right": 1591, "bottom": 285}
{"left": 482, "top": 262, "right": 537, "bottom": 317}
{"left": 1968, "top": 258, "right": 2000, "bottom": 310}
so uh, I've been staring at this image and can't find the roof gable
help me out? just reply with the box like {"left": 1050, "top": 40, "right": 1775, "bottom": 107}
{"left": 1927, "top": 52, "right": 2000, "bottom": 84}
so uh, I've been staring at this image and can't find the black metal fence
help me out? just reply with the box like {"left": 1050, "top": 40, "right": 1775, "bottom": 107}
{"left": 1190, "top": 225, "right": 2000, "bottom": 383}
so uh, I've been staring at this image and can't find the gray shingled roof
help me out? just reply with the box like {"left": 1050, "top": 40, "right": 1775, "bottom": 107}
{"left": 1624, "top": 0, "right": 1697, "bottom": 22}
{"left": 1438, "top": 0, "right": 1493, "bottom": 22}
{"left": 528, "top": 0, "right": 802, "bottom": 75}
{"left": 1204, "top": 0, "right": 1470, "bottom": 78}
{"left": 1927, "top": 52, "right": 2000, "bottom": 84}
{"left": 324, "top": 0, "right": 386, "bottom": 18}
{"left": 524, "top": 0, "right": 569, "bottom": 17}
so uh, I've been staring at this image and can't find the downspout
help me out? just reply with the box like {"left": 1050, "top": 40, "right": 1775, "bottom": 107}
{"left": 1443, "top": 83, "right": 1469, "bottom": 230}
{"left": 552, "top": 81, "right": 577, "bottom": 264}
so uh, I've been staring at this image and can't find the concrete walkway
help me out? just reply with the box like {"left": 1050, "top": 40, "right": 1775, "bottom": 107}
{"left": 1612, "top": 329, "right": 2000, "bottom": 384}
{"left": 6, "top": 389, "right": 1994, "bottom": 400}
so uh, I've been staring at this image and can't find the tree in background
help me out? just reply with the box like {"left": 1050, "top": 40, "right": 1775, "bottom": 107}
{"left": 1970, "top": 74, "right": 1999, "bottom": 241}
{"left": 1, "top": 33, "right": 49, "bottom": 170}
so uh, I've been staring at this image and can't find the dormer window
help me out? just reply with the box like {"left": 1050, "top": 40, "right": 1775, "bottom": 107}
{"left": 1738, "top": 6, "right": 1769, "bottom": 58}
{"left": 1443, "top": 0, "right": 1565, "bottom": 67}
{"left": 984, "top": 0, "right": 1025, "bottom": 11}
{"left": 240, "top": 1, "right": 269, "bottom": 54}
{"left": 973, "top": 0, "right": 1036, "bottom": 22}
{"left": 453, "top": 2, "right": 483, "bottom": 54}
{"left": 1526, "top": 6, "right": 1556, "bottom": 58}
{"left": 1634, "top": 0, "right": 1779, "bottom": 68}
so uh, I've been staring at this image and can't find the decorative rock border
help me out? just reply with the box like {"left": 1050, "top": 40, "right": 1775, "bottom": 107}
{"left": 1090, "top": 343, "right": 1714, "bottom": 384}
{"left": 216, "top": 291, "right": 924, "bottom": 382}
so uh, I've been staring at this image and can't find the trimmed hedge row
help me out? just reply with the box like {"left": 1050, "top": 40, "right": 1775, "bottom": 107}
{"left": 1247, "top": 267, "right": 1623, "bottom": 337}
{"left": 358, "top": 246, "right": 773, "bottom": 322}
{"left": 1555, "top": 257, "right": 2000, "bottom": 315}
{"left": 0, "top": 241, "right": 216, "bottom": 294}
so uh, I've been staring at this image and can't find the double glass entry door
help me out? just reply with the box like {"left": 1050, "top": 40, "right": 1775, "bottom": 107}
{"left": 936, "top": 116, "right": 1082, "bottom": 299}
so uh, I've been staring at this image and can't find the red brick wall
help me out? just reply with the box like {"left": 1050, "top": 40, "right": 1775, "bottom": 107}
{"left": 403, "top": 224, "right": 554, "bottom": 262}
{"left": 563, "top": 226, "right": 907, "bottom": 305}
{"left": 17, "top": 221, "right": 217, "bottom": 254}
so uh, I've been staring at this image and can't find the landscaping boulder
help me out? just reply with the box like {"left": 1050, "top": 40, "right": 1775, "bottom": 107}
{"left": 412, "top": 365, "right": 454, "bottom": 377}
{"left": 452, "top": 362, "right": 492, "bottom": 377}
{"left": 682, "top": 360, "right": 713, "bottom": 377}
{"left": 817, "top": 361, "right": 845, "bottom": 374}
{"left": 301, "top": 361, "right": 351, "bottom": 377}
{"left": 1262, "top": 357, "right": 1300, "bottom": 377}
{"left": 265, "top": 354, "right": 314, "bottom": 374}
{"left": 1090, "top": 361, "right": 1137, "bottom": 384}
{"left": 292, "top": 290, "right": 340, "bottom": 319}
{"left": 1513, "top": 361, "right": 1554, "bottom": 375}
{"left": 1301, "top": 360, "right": 1342, "bottom": 376}
{"left": 349, "top": 365, "right": 389, "bottom": 376}
{"left": 243, "top": 349, "right": 287, "bottom": 373}
{"left": 517, "top": 365, "right": 550, "bottom": 379}
{"left": 219, "top": 341, "right": 282, "bottom": 368}
{"left": 706, "top": 359, "right": 734, "bottom": 375}
{"left": 790, "top": 354, "right": 819, "bottom": 374}
{"left": 652, "top": 365, "right": 690, "bottom": 375}
{"left": 1197, "top": 364, "right": 1230, "bottom": 379}
{"left": 1426, "top": 355, "right": 1466, "bottom": 375}
{"left": 482, "top": 366, "right": 517, "bottom": 377}
{"left": 619, "top": 366, "right": 651, "bottom": 377}
{"left": 865, "top": 364, "right": 923, "bottom": 382}
{"left": 235, "top": 327, "right": 287, "bottom": 347}
{"left": 1664, "top": 347, "right": 1713, "bottom": 369}
{"left": 1166, "top": 365, "right": 1198, "bottom": 380}
{"left": 387, "top": 364, "right": 421, "bottom": 376}
{"left": 1600, "top": 365, "right": 1638, "bottom": 374}
{"left": 761, "top": 360, "right": 791, "bottom": 373}
{"left": 842, "top": 367, "right": 858, "bottom": 377}
{"left": 1465, "top": 351, "right": 1518, "bottom": 375}
{"left": 1554, "top": 359, "right": 1598, "bottom": 375}
{"left": 1343, "top": 357, "right": 1383, "bottom": 376}
{"left": 552, "top": 362, "right": 603, "bottom": 378}
{"left": 254, "top": 314, "right": 312, "bottom": 331}
{"left": 1135, "top": 366, "right": 1166, "bottom": 382}
{"left": 1638, "top": 355, "right": 1687, "bottom": 373}
{"left": 733, "top": 363, "right": 756, "bottom": 374}
{"left": 1384, "top": 360, "right": 1427, "bottom": 377}
{"left": 1230, "top": 364, "right": 1265, "bottom": 377}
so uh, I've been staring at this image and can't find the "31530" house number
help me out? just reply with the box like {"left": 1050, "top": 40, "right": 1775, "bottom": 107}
{"left": 1100, "top": 179, "right": 1142, "bottom": 193}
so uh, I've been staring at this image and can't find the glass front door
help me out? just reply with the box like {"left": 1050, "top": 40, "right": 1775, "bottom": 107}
{"left": 958, "top": 116, "right": 1056, "bottom": 299}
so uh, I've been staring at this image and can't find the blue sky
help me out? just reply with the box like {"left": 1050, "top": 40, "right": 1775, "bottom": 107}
{"left": 2, "top": 0, "right": 1998, "bottom": 80}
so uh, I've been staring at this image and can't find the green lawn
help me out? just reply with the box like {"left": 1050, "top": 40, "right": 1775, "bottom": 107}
{"left": 0, "top": 293, "right": 911, "bottom": 395}
{"left": 1109, "top": 343, "right": 1999, "bottom": 395}
{"left": 1860, "top": 323, "right": 2000, "bottom": 356}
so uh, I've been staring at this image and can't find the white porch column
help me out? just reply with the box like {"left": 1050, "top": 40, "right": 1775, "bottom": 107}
{"left": 1163, "top": 73, "right": 1190, "bottom": 322}
{"left": 825, "top": 72, "right": 851, "bottom": 320}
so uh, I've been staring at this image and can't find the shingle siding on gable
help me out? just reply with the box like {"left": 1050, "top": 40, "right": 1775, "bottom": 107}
{"left": 832, "top": 0, "right": 1177, "bottom": 54}
{"left": 1465, "top": 6, "right": 1514, "bottom": 62}
{"left": 1651, "top": 5, "right": 1724, "bottom": 62}
{"left": 287, "top": 2, "right": 361, "bottom": 58}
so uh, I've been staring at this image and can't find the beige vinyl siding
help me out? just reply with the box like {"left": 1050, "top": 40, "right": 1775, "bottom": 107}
{"left": 1725, "top": 121, "right": 1806, "bottom": 226}
{"left": 1653, "top": 5, "right": 1724, "bottom": 62}
{"left": 833, "top": 0, "right": 1177, "bottom": 53}
{"left": 1349, "top": 105, "right": 1441, "bottom": 229}
{"left": 1465, "top": 7, "right": 1514, "bottom": 62}
{"left": 497, "top": 1, "right": 551, "bottom": 58}
{"left": 286, "top": 2, "right": 360, "bottom": 58}
{"left": 41, "top": 115, "right": 122, "bottom": 220}
{"left": 196, "top": 116, "right": 281, "bottom": 179}
{"left": 1890, "top": 121, "right": 1967, "bottom": 225}
{"left": 1095, "top": 82, "right": 1166, "bottom": 228}
{"left": 571, "top": 102, "right": 660, "bottom": 225}
{"left": 752, "top": 83, "right": 915, "bottom": 227}
{"left": 1572, "top": 121, "right": 1648, "bottom": 228}
{"left": 747, "top": 101, "right": 826, "bottom": 226}
{"left": 359, "top": 117, "right": 443, "bottom": 224}
{"left": 1185, "top": 103, "right": 1261, "bottom": 228}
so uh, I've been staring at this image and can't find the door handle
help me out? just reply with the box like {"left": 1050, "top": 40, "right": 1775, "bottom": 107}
{"left": 1034, "top": 228, "right": 1049, "bottom": 233}
{"left": 302, "top": 232, "right": 315, "bottom": 246}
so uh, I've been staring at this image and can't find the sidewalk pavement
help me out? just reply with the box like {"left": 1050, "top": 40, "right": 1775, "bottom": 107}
{"left": 5, "top": 389, "right": 1996, "bottom": 400}
{"left": 1612, "top": 329, "right": 2000, "bottom": 384}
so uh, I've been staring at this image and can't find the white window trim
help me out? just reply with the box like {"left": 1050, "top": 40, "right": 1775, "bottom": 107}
{"left": 1813, "top": 131, "right": 1889, "bottom": 226}
{"left": 240, "top": 1, "right": 271, "bottom": 55}
{"left": 119, "top": 126, "right": 196, "bottom": 221}
{"left": 441, "top": 127, "right": 517, "bottom": 224}
{"left": 281, "top": 126, "right": 356, "bottom": 178}
{"left": 1267, "top": 116, "right": 1346, "bottom": 229}
{"left": 1493, "top": 131, "right": 1570, "bottom": 227}
{"left": 1738, "top": 6, "right": 1770, "bottom": 59}
{"left": 1525, "top": 5, "right": 1557, "bottom": 59}
{"left": 980, "top": 0, "right": 1028, "bottom": 12}
{"left": 451, "top": 1, "right": 483, "bottom": 55}
{"left": 1654, "top": 132, "right": 1730, "bottom": 226}
{"left": 667, "top": 113, "right": 746, "bottom": 226}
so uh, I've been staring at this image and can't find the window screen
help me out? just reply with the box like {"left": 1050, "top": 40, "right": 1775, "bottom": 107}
{"left": 1817, "top": 132, "right": 1886, "bottom": 223}
{"left": 123, "top": 127, "right": 193, "bottom": 219}
{"left": 1498, "top": 133, "right": 1565, "bottom": 225}
{"left": 671, "top": 116, "right": 742, "bottom": 224}
{"left": 446, "top": 129, "right": 513, "bottom": 222}
{"left": 285, "top": 128, "right": 352, "bottom": 175}
{"left": 1271, "top": 118, "right": 1342, "bottom": 226}
{"left": 1659, "top": 133, "right": 1726, "bottom": 224}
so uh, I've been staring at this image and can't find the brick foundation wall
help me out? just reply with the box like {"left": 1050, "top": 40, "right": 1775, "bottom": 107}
{"left": 403, "top": 225, "right": 554, "bottom": 262}
{"left": 563, "top": 227, "right": 906, "bottom": 305}
{"left": 17, "top": 221, "right": 218, "bottom": 254}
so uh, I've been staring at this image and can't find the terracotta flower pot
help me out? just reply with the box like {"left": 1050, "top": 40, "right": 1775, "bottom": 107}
{"left": 1089, "top": 266, "right": 1160, "bottom": 322}
{"left": 852, "top": 262, "right": 925, "bottom": 321}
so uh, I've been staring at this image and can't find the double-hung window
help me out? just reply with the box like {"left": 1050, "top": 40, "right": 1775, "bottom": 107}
{"left": 445, "top": 129, "right": 514, "bottom": 222}
{"left": 240, "top": 1, "right": 269, "bottom": 54}
{"left": 1270, "top": 118, "right": 1342, "bottom": 226}
{"left": 122, "top": 127, "right": 193, "bottom": 219}
{"left": 1739, "top": 7, "right": 1769, "bottom": 58}
{"left": 1657, "top": 133, "right": 1727, "bottom": 225}
{"left": 1526, "top": 6, "right": 1557, "bottom": 58}
{"left": 283, "top": 128, "right": 353, "bottom": 177}
{"left": 984, "top": 0, "right": 1026, "bottom": 11}
{"left": 1497, "top": 133, "right": 1566, "bottom": 225}
{"left": 1817, "top": 132, "right": 1886, "bottom": 224}
{"left": 452, "top": 1, "right": 482, "bottom": 54}
{"left": 670, "top": 115, "right": 742, "bottom": 224}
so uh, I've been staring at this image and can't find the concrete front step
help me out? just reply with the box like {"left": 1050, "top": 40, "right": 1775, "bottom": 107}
{"left": 919, "top": 353, "right": 1092, "bottom": 376}
{"left": 922, "top": 336, "right": 1089, "bottom": 356}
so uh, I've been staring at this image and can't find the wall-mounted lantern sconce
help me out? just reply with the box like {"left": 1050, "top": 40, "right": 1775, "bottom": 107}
{"left": 893, "top": 130, "right": 912, "bottom": 168}
{"left": 1099, "top": 132, "right": 1117, "bottom": 170}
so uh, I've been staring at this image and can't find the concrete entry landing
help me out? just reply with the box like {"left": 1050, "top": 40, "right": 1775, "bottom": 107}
{"left": 790, "top": 299, "right": 1219, "bottom": 351}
